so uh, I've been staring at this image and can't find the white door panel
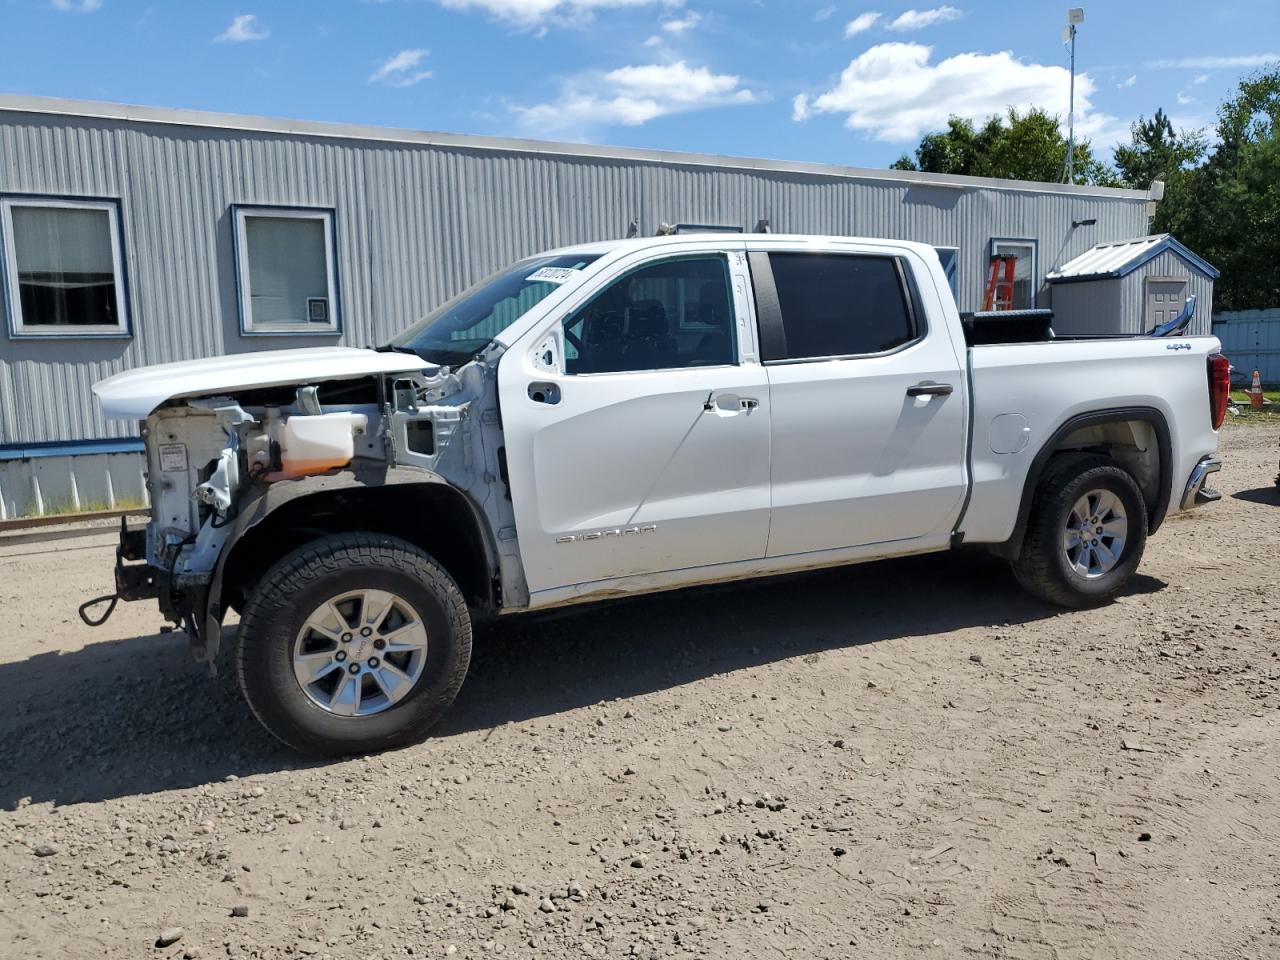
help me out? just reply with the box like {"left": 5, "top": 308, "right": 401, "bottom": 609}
{"left": 506, "top": 368, "right": 771, "bottom": 593}
{"left": 766, "top": 349, "right": 967, "bottom": 555}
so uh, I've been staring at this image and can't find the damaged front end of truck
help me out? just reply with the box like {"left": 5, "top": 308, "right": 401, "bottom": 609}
{"left": 88, "top": 345, "right": 523, "bottom": 668}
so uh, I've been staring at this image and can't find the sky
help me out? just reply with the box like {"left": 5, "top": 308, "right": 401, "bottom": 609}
{"left": 2, "top": 0, "right": 1277, "bottom": 170}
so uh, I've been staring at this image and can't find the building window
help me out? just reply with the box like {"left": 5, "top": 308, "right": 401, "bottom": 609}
{"left": 233, "top": 206, "right": 340, "bottom": 335}
{"left": 933, "top": 247, "right": 959, "bottom": 297}
{"left": 1, "top": 196, "right": 129, "bottom": 338}
{"left": 988, "top": 239, "right": 1037, "bottom": 309}
{"left": 761, "top": 253, "right": 917, "bottom": 362}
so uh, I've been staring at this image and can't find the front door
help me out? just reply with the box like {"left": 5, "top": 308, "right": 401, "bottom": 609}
{"left": 748, "top": 243, "right": 969, "bottom": 557}
{"left": 498, "top": 248, "right": 772, "bottom": 598}
{"left": 1145, "top": 278, "right": 1188, "bottom": 330}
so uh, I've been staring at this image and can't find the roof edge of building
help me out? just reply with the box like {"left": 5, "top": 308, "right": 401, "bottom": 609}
{"left": 0, "top": 93, "right": 1153, "bottom": 202}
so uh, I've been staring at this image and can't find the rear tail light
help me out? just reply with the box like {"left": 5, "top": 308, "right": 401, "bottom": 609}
{"left": 1208, "top": 354, "right": 1231, "bottom": 430}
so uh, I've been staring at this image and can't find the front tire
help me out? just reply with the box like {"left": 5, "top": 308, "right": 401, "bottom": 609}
{"left": 1012, "top": 453, "right": 1147, "bottom": 609}
{"left": 236, "top": 533, "right": 472, "bottom": 756}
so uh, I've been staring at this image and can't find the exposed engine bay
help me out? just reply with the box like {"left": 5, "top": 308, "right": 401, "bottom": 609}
{"left": 103, "top": 350, "right": 524, "bottom": 664}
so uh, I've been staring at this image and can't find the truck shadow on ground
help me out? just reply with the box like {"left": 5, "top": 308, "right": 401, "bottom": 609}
{"left": 1232, "top": 485, "right": 1280, "bottom": 505}
{"left": 0, "top": 551, "right": 1166, "bottom": 808}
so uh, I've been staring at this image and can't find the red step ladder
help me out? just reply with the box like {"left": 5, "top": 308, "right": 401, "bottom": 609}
{"left": 983, "top": 255, "right": 1018, "bottom": 311}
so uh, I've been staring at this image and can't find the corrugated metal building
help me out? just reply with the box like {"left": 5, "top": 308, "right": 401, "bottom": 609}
{"left": 0, "top": 95, "right": 1191, "bottom": 517}
{"left": 1046, "top": 234, "right": 1218, "bottom": 336}
{"left": 1212, "top": 308, "right": 1280, "bottom": 385}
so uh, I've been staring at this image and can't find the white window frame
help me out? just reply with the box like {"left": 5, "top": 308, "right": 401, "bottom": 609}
{"left": 232, "top": 205, "right": 341, "bottom": 336}
{"left": 1, "top": 195, "right": 131, "bottom": 339}
{"left": 988, "top": 237, "right": 1038, "bottom": 308}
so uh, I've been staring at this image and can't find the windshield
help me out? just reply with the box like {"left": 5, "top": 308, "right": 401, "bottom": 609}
{"left": 388, "top": 253, "right": 602, "bottom": 366}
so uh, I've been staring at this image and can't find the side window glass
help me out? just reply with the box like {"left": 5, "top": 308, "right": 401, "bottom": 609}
{"left": 765, "top": 253, "right": 915, "bottom": 361}
{"left": 562, "top": 256, "right": 736, "bottom": 374}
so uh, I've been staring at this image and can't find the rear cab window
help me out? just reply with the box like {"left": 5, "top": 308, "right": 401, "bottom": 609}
{"left": 751, "top": 252, "right": 920, "bottom": 362}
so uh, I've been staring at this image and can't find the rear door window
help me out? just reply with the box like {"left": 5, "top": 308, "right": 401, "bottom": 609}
{"left": 761, "top": 253, "right": 917, "bottom": 362}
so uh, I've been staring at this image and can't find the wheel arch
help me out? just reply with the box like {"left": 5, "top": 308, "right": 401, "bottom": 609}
{"left": 994, "top": 406, "right": 1172, "bottom": 561}
{"left": 197, "top": 469, "right": 498, "bottom": 664}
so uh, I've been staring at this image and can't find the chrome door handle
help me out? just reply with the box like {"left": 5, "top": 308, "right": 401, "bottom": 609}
{"left": 907, "top": 382, "right": 954, "bottom": 398}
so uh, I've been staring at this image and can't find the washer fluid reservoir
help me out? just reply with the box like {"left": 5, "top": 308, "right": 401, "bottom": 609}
{"left": 267, "top": 412, "right": 368, "bottom": 480}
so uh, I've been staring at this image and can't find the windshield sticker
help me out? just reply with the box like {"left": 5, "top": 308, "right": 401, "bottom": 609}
{"left": 525, "top": 266, "right": 582, "bottom": 285}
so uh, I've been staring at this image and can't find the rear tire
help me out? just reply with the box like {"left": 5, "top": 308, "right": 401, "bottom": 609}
{"left": 236, "top": 533, "right": 472, "bottom": 757}
{"left": 1012, "top": 453, "right": 1147, "bottom": 609}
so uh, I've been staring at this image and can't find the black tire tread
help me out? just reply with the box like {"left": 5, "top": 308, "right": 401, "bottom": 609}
{"left": 1012, "top": 453, "right": 1147, "bottom": 609}
{"left": 236, "top": 532, "right": 471, "bottom": 756}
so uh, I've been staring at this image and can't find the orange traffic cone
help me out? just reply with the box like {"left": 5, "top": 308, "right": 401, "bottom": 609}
{"left": 1248, "top": 370, "right": 1265, "bottom": 409}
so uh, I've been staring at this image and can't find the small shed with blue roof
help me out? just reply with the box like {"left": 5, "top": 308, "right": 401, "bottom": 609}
{"left": 1046, "top": 234, "right": 1219, "bottom": 337}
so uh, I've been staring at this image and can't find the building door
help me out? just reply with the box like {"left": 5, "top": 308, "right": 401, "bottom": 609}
{"left": 1145, "top": 278, "right": 1188, "bottom": 330}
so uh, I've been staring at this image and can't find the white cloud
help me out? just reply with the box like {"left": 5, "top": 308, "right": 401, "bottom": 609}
{"left": 1192, "top": 73, "right": 1209, "bottom": 84}
{"left": 886, "top": 6, "right": 961, "bottom": 31}
{"left": 51, "top": 0, "right": 101, "bottom": 11}
{"left": 1176, "top": 90, "right": 1195, "bottom": 105}
{"left": 795, "top": 41, "right": 1124, "bottom": 145}
{"left": 844, "top": 12, "right": 880, "bottom": 37}
{"left": 438, "top": 0, "right": 680, "bottom": 29}
{"left": 369, "top": 48, "right": 433, "bottom": 86}
{"left": 1118, "top": 73, "right": 1137, "bottom": 89}
{"left": 514, "top": 60, "right": 755, "bottom": 136}
{"left": 1148, "top": 54, "right": 1278, "bottom": 69}
{"left": 661, "top": 10, "right": 701, "bottom": 33}
{"left": 814, "top": 4, "right": 836, "bottom": 21}
{"left": 643, "top": 34, "right": 663, "bottom": 46}
{"left": 215, "top": 14, "right": 269, "bottom": 42}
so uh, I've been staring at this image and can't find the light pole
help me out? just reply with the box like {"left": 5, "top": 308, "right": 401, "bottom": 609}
{"left": 1064, "top": 8, "right": 1084, "bottom": 184}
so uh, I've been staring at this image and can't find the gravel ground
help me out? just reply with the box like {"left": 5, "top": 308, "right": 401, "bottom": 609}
{"left": 1, "top": 424, "right": 1278, "bottom": 960}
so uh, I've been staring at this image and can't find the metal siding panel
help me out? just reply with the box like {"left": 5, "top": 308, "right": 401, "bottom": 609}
{"left": 1213, "top": 309, "right": 1280, "bottom": 382}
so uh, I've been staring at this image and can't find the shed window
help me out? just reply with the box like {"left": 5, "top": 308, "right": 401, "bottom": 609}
{"left": 234, "top": 206, "right": 339, "bottom": 335}
{"left": 988, "top": 239, "right": 1037, "bottom": 309}
{"left": 1, "top": 197, "right": 129, "bottom": 337}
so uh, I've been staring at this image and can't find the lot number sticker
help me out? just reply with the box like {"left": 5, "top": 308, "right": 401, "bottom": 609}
{"left": 158, "top": 443, "right": 188, "bottom": 473}
{"left": 525, "top": 266, "right": 580, "bottom": 285}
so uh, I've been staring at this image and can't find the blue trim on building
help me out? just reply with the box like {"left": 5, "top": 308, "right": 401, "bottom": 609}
{"left": 0, "top": 437, "right": 144, "bottom": 461}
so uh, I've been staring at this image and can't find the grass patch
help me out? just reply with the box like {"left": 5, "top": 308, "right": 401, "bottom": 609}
{"left": 1231, "top": 389, "right": 1280, "bottom": 403}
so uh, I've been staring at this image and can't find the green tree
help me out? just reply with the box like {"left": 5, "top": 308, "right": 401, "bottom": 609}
{"left": 1160, "top": 67, "right": 1280, "bottom": 310}
{"left": 891, "top": 107, "right": 1113, "bottom": 185}
{"left": 1113, "top": 108, "right": 1205, "bottom": 189}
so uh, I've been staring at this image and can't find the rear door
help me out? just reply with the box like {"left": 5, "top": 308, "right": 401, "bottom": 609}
{"left": 748, "top": 242, "right": 968, "bottom": 557}
{"left": 498, "top": 243, "right": 772, "bottom": 598}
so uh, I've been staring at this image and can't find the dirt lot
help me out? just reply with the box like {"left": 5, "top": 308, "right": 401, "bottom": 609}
{"left": 1, "top": 424, "right": 1278, "bottom": 960}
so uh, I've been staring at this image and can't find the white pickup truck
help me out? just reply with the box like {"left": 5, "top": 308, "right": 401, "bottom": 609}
{"left": 93, "top": 234, "right": 1230, "bottom": 755}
